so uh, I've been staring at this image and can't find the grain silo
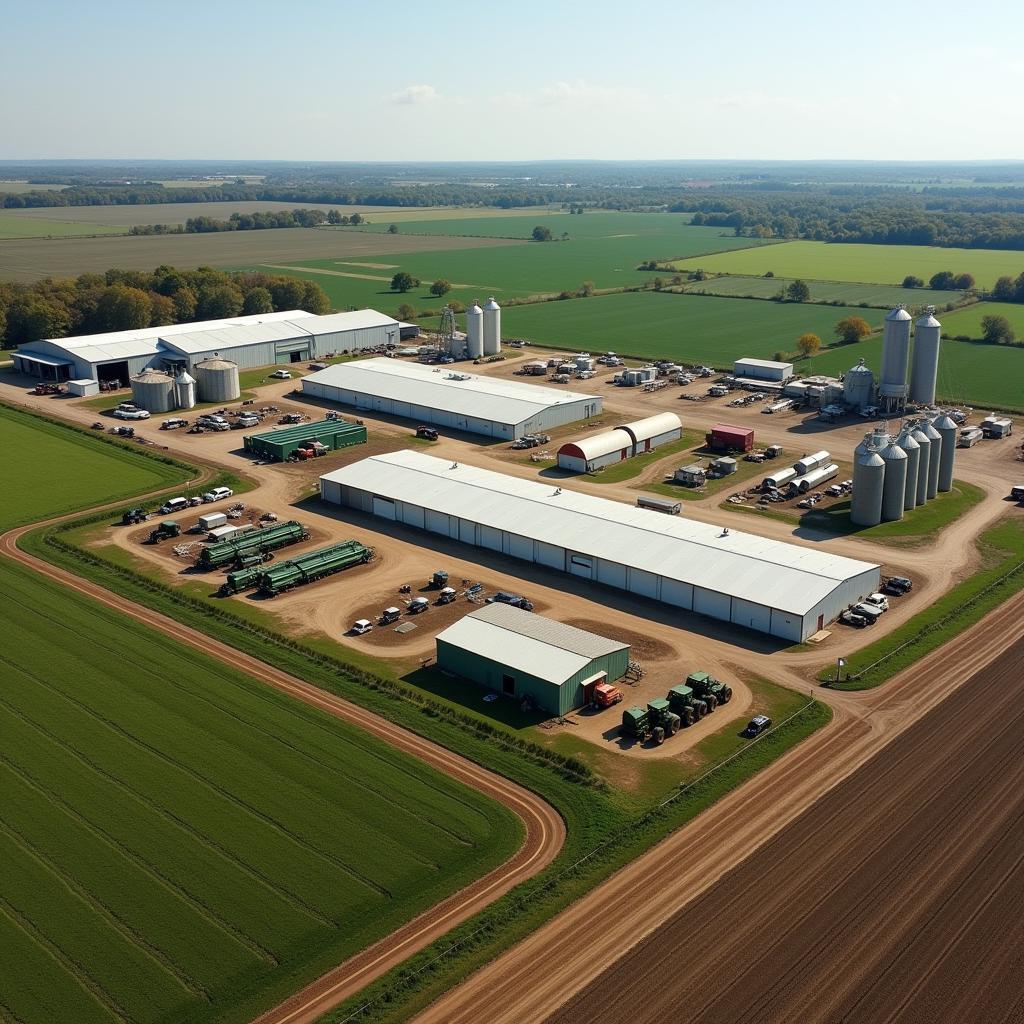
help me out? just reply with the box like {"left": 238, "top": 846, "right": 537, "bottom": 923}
{"left": 174, "top": 369, "right": 196, "bottom": 410}
{"left": 843, "top": 359, "right": 874, "bottom": 412}
{"left": 851, "top": 443, "right": 886, "bottom": 527}
{"left": 879, "top": 306, "right": 912, "bottom": 411}
{"left": 910, "top": 309, "right": 942, "bottom": 407}
{"left": 879, "top": 438, "right": 908, "bottom": 522}
{"left": 920, "top": 418, "right": 942, "bottom": 500}
{"left": 466, "top": 303, "right": 484, "bottom": 359}
{"left": 896, "top": 422, "right": 921, "bottom": 509}
{"left": 933, "top": 413, "right": 958, "bottom": 492}
{"left": 130, "top": 368, "right": 176, "bottom": 413}
{"left": 911, "top": 423, "right": 931, "bottom": 505}
{"left": 194, "top": 356, "right": 240, "bottom": 403}
{"left": 482, "top": 297, "right": 502, "bottom": 355}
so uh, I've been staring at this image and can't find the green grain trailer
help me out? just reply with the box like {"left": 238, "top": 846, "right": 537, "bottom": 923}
{"left": 243, "top": 420, "right": 367, "bottom": 462}
{"left": 196, "top": 520, "right": 307, "bottom": 569}
{"left": 220, "top": 566, "right": 263, "bottom": 595}
{"left": 257, "top": 540, "right": 373, "bottom": 596}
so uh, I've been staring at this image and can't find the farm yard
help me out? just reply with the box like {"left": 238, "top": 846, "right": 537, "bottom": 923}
{"left": 670, "top": 239, "right": 1024, "bottom": 290}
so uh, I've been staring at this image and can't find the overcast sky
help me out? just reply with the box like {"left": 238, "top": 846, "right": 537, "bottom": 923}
{"left": 2, "top": 0, "right": 1021, "bottom": 162}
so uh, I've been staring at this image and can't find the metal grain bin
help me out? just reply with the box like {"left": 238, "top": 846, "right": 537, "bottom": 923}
{"left": 896, "top": 423, "right": 921, "bottom": 510}
{"left": 843, "top": 359, "right": 874, "bottom": 411}
{"left": 920, "top": 418, "right": 942, "bottom": 500}
{"left": 933, "top": 414, "right": 958, "bottom": 493}
{"left": 911, "top": 424, "right": 931, "bottom": 506}
{"left": 194, "top": 356, "right": 240, "bottom": 403}
{"left": 130, "top": 369, "right": 176, "bottom": 412}
{"left": 851, "top": 450, "right": 885, "bottom": 526}
{"left": 879, "top": 440, "right": 908, "bottom": 522}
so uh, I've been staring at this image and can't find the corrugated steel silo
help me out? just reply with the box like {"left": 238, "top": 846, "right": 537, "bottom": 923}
{"left": 194, "top": 356, "right": 240, "bottom": 403}
{"left": 879, "top": 439, "right": 908, "bottom": 522}
{"left": 466, "top": 304, "right": 484, "bottom": 358}
{"left": 174, "top": 369, "right": 196, "bottom": 410}
{"left": 482, "top": 297, "right": 501, "bottom": 355}
{"left": 910, "top": 310, "right": 942, "bottom": 406}
{"left": 911, "top": 423, "right": 931, "bottom": 505}
{"left": 130, "top": 369, "right": 175, "bottom": 413}
{"left": 851, "top": 448, "right": 885, "bottom": 526}
{"left": 933, "top": 413, "right": 958, "bottom": 492}
{"left": 896, "top": 423, "right": 921, "bottom": 509}
{"left": 843, "top": 359, "right": 874, "bottom": 411}
{"left": 879, "top": 306, "right": 912, "bottom": 408}
{"left": 920, "top": 418, "right": 941, "bottom": 499}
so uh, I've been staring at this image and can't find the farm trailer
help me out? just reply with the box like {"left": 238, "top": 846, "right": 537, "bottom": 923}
{"left": 257, "top": 540, "right": 373, "bottom": 596}
{"left": 243, "top": 419, "right": 367, "bottom": 462}
{"left": 196, "top": 520, "right": 308, "bottom": 569}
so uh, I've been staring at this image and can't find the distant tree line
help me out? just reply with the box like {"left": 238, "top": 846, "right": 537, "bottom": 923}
{"left": 0, "top": 266, "right": 331, "bottom": 348}
{"left": 128, "top": 209, "right": 366, "bottom": 235}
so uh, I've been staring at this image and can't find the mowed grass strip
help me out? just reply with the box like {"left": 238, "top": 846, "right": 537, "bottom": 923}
{"left": 0, "top": 405, "right": 189, "bottom": 529}
{"left": 671, "top": 239, "right": 1024, "bottom": 289}
{"left": 497, "top": 291, "right": 884, "bottom": 363}
{"left": 0, "top": 559, "right": 519, "bottom": 1024}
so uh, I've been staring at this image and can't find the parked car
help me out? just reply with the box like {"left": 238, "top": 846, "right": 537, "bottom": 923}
{"left": 202, "top": 486, "right": 234, "bottom": 503}
{"left": 840, "top": 609, "right": 869, "bottom": 628}
{"left": 270, "top": 369, "right": 292, "bottom": 379}
{"left": 159, "top": 497, "right": 190, "bottom": 515}
{"left": 882, "top": 576, "right": 913, "bottom": 595}
{"left": 351, "top": 619, "right": 373, "bottom": 635}
{"left": 743, "top": 715, "right": 773, "bottom": 738}
{"left": 486, "top": 591, "right": 534, "bottom": 611}
{"left": 415, "top": 425, "right": 439, "bottom": 440}
{"left": 160, "top": 417, "right": 189, "bottom": 430}
{"left": 852, "top": 602, "right": 883, "bottom": 623}
{"left": 862, "top": 593, "right": 890, "bottom": 613}
{"left": 114, "top": 404, "right": 150, "bottom": 420}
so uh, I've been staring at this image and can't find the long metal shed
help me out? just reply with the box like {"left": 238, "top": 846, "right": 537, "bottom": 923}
{"left": 302, "top": 358, "right": 602, "bottom": 439}
{"left": 243, "top": 419, "right": 367, "bottom": 461}
{"left": 320, "top": 450, "right": 880, "bottom": 642}
{"left": 558, "top": 412, "right": 682, "bottom": 472}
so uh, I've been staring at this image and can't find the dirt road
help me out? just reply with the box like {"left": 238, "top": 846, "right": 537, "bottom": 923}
{"left": 0, "top": 516, "right": 565, "bottom": 1024}
{"left": 551, "top": 629, "right": 1024, "bottom": 1024}
{"left": 412, "top": 590, "right": 1024, "bottom": 1024}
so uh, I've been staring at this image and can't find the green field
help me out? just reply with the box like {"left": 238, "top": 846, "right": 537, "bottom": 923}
{"left": 671, "top": 240, "right": 1024, "bottom": 289}
{"left": 0, "top": 213, "right": 124, "bottom": 239}
{"left": 682, "top": 274, "right": 962, "bottom": 310}
{"left": 938, "top": 301, "right": 1024, "bottom": 340}
{"left": 807, "top": 335, "right": 1024, "bottom": 412}
{"left": 496, "top": 291, "right": 884, "bottom": 363}
{"left": 0, "top": 406, "right": 190, "bottom": 528}
{"left": 0, "top": 560, "right": 516, "bottom": 1024}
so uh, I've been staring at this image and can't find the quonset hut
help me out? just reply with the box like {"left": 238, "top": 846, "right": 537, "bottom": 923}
{"left": 320, "top": 450, "right": 880, "bottom": 642}
{"left": 557, "top": 413, "right": 682, "bottom": 473}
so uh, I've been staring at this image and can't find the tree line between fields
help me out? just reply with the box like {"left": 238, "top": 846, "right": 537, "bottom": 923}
{"left": 0, "top": 268, "right": 330, "bottom": 348}
{"left": 128, "top": 209, "right": 376, "bottom": 235}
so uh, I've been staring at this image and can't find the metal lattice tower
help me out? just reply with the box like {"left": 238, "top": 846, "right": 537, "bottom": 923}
{"left": 439, "top": 305, "right": 457, "bottom": 352}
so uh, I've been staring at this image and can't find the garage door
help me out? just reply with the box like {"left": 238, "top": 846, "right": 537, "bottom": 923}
{"left": 459, "top": 519, "right": 476, "bottom": 545}
{"left": 536, "top": 542, "right": 564, "bottom": 570}
{"left": 597, "top": 559, "right": 627, "bottom": 589}
{"left": 568, "top": 553, "right": 594, "bottom": 579}
{"left": 770, "top": 611, "right": 803, "bottom": 642}
{"left": 629, "top": 569, "right": 660, "bottom": 600}
{"left": 479, "top": 525, "right": 503, "bottom": 553}
{"left": 693, "top": 588, "right": 731, "bottom": 621}
{"left": 372, "top": 496, "right": 397, "bottom": 521}
{"left": 661, "top": 579, "right": 693, "bottom": 609}
{"left": 425, "top": 509, "right": 450, "bottom": 535}
{"left": 392, "top": 401, "right": 411, "bottom": 418}
{"left": 507, "top": 534, "right": 534, "bottom": 562}
{"left": 401, "top": 503, "right": 425, "bottom": 529}
{"left": 731, "top": 598, "right": 771, "bottom": 633}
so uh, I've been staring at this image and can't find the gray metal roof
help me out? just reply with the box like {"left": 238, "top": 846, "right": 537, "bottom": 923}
{"left": 435, "top": 604, "right": 628, "bottom": 685}
{"left": 289, "top": 309, "right": 400, "bottom": 335}
{"left": 304, "top": 358, "right": 599, "bottom": 426}
{"left": 323, "top": 451, "right": 880, "bottom": 617}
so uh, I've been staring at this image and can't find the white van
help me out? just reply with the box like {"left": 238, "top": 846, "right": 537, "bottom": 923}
{"left": 159, "top": 497, "right": 189, "bottom": 515}
{"left": 202, "top": 486, "right": 234, "bottom": 503}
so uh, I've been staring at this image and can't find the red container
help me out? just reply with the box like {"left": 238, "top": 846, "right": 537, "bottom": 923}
{"left": 706, "top": 424, "right": 754, "bottom": 452}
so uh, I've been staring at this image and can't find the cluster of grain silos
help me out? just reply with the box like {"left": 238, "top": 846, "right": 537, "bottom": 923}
{"left": 870, "top": 305, "right": 943, "bottom": 413}
{"left": 466, "top": 299, "right": 501, "bottom": 358}
{"left": 128, "top": 355, "right": 238, "bottom": 412}
{"left": 850, "top": 412, "right": 957, "bottom": 526}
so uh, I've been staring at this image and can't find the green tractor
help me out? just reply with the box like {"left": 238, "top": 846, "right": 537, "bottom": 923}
{"left": 619, "top": 701, "right": 681, "bottom": 745}
{"left": 620, "top": 706, "right": 651, "bottom": 742}
{"left": 666, "top": 684, "right": 709, "bottom": 726}
{"left": 686, "top": 671, "right": 733, "bottom": 711}
{"left": 148, "top": 520, "right": 181, "bottom": 544}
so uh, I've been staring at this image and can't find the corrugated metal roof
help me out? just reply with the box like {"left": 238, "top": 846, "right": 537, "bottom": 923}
{"left": 161, "top": 320, "right": 314, "bottom": 355}
{"left": 734, "top": 358, "right": 793, "bottom": 370}
{"left": 305, "top": 358, "right": 599, "bottom": 426}
{"left": 12, "top": 349, "right": 74, "bottom": 366}
{"left": 289, "top": 309, "right": 399, "bottom": 335}
{"left": 617, "top": 412, "right": 682, "bottom": 444}
{"left": 323, "top": 451, "right": 879, "bottom": 617}
{"left": 560, "top": 428, "right": 631, "bottom": 461}
{"left": 436, "top": 605, "right": 626, "bottom": 685}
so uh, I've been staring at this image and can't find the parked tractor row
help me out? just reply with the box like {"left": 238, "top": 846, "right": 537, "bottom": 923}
{"left": 620, "top": 671, "right": 734, "bottom": 745}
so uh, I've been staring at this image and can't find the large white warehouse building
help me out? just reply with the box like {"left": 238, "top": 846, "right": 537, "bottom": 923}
{"left": 302, "top": 358, "right": 602, "bottom": 438}
{"left": 320, "top": 450, "right": 880, "bottom": 641}
{"left": 12, "top": 309, "right": 407, "bottom": 385}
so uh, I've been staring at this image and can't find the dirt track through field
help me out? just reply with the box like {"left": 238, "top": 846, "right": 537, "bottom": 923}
{"left": 0, "top": 504, "right": 564, "bottom": 1024}
{"left": 412, "top": 590, "right": 1024, "bottom": 1024}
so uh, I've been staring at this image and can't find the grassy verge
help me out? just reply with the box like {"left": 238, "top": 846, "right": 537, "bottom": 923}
{"left": 80, "top": 389, "right": 259, "bottom": 413}
{"left": 583, "top": 430, "right": 704, "bottom": 485}
{"left": 820, "top": 516, "right": 1024, "bottom": 690}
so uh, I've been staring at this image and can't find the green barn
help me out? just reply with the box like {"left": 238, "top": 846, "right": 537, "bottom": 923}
{"left": 435, "top": 604, "right": 630, "bottom": 716}
{"left": 242, "top": 418, "right": 366, "bottom": 461}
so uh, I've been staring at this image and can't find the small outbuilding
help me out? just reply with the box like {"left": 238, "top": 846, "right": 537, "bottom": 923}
{"left": 557, "top": 412, "right": 682, "bottom": 473}
{"left": 706, "top": 424, "right": 754, "bottom": 453}
{"left": 733, "top": 358, "right": 794, "bottom": 382}
{"left": 242, "top": 419, "right": 367, "bottom": 462}
{"left": 674, "top": 464, "right": 707, "bottom": 486}
{"left": 711, "top": 456, "right": 738, "bottom": 476}
{"left": 435, "top": 604, "right": 631, "bottom": 716}
{"left": 67, "top": 379, "right": 100, "bottom": 397}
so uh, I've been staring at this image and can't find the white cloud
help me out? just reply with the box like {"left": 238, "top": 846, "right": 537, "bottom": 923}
{"left": 391, "top": 84, "right": 440, "bottom": 105}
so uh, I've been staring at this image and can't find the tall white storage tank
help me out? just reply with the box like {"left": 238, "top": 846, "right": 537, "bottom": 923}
{"left": 466, "top": 304, "right": 484, "bottom": 359}
{"left": 910, "top": 310, "right": 942, "bottom": 407}
{"left": 911, "top": 423, "right": 931, "bottom": 505}
{"left": 482, "top": 297, "right": 501, "bottom": 355}
{"left": 879, "top": 306, "right": 912, "bottom": 407}
{"left": 174, "top": 369, "right": 196, "bottom": 410}
{"left": 933, "top": 413, "right": 958, "bottom": 492}
{"left": 879, "top": 439, "right": 908, "bottom": 522}
{"left": 194, "top": 357, "right": 240, "bottom": 403}
{"left": 843, "top": 359, "right": 874, "bottom": 411}
{"left": 896, "top": 423, "right": 921, "bottom": 510}
{"left": 920, "top": 418, "right": 941, "bottom": 499}
{"left": 130, "top": 369, "right": 176, "bottom": 413}
{"left": 851, "top": 449, "right": 885, "bottom": 526}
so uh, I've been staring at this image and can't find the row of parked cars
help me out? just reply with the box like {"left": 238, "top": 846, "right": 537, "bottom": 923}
{"left": 840, "top": 576, "right": 913, "bottom": 628}
{"left": 157, "top": 487, "right": 234, "bottom": 515}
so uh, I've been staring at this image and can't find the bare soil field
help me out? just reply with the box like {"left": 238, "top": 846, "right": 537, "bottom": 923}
{"left": 0, "top": 229, "right": 521, "bottom": 282}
